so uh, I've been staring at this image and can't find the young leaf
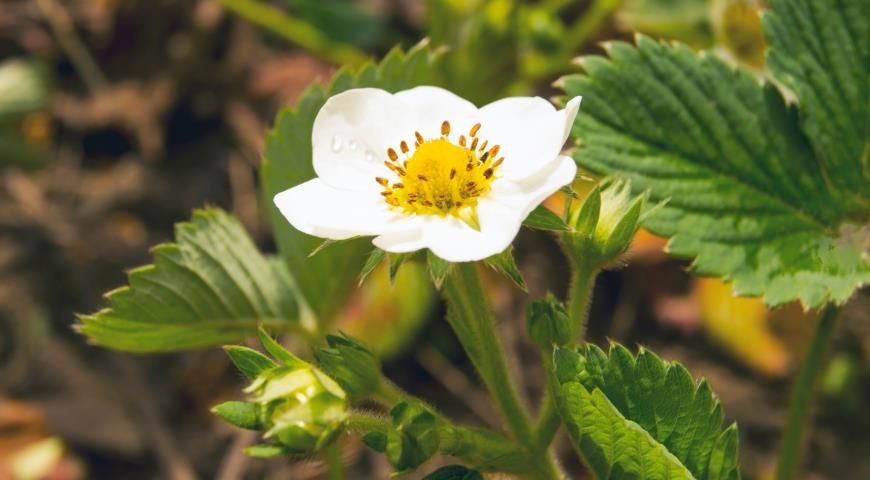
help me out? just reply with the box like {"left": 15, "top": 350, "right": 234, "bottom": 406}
{"left": 554, "top": 343, "right": 739, "bottom": 480}
{"left": 562, "top": 35, "right": 870, "bottom": 308}
{"left": 261, "top": 41, "right": 442, "bottom": 323}
{"left": 522, "top": 204, "right": 570, "bottom": 231}
{"left": 483, "top": 246, "right": 527, "bottom": 291}
{"left": 764, "top": 0, "right": 870, "bottom": 202}
{"left": 78, "top": 209, "right": 298, "bottom": 352}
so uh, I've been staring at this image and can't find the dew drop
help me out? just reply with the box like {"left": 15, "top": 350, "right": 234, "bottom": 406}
{"left": 331, "top": 135, "right": 343, "bottom": 152}
{"left": 348, "top": 140, "right": 359, "bottom": 151}
{"left": 364, "top": 150, "right": 376, "bottom": 163}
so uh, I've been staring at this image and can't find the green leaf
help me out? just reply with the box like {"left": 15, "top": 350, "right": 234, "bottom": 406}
{"left": 554, "top": 343, "right": 739, "bottom": 480}
{"left": 422, "top": 465, "right": 483, "bottom": 480}
{"left": 426, "top": 250, "right": 452, "bottom": 289}
{"left": 764, "top": 0, "right": 870, "bottom": 204}
{"left": 211, "top": 401, "right": 261, "bottom": 430}
{"left": 563, "top": 35, "right": 870, "bottom": 307}
{"left": 261, "top": 41, "right": 442, "bottom": 323}
{"left": 483, "top": 246, "right": 527, "bottom": 291}
{"left": 522, "top": 205, "right": 570, "bottom": 231}
{"left": 78, "top": 209, "right": 298, "bottom": 352}
{"left": 223, "top": 345, "right": 277, "bottom": 379}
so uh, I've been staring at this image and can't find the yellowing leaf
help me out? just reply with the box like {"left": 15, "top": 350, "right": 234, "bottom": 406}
{"left": 696, "top": 277, "right": 789, "bottom": 377}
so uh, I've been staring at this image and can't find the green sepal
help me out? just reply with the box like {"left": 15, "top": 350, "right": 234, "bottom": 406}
{"left": 483, "top": 246, "right": 527, "bottom": 291}
{"left": 422, "top": 465, "right": 483, "bottom": 480}
{"left": 387, "top": 252, "right": 413, "bottom": 286}
{"left": 211, "top": 401, "right": 261, "bottom": 430}
{"left": 568, "top": 183, "right": 601, "bottom": 237}
{"left": 362, "top": 431, "right": 388, "bottom": 452}
{"left": 426, "top": 250, "right": 452, "bottom": 289}
{"left": 386, "top": 402, "right": 441, "bottom": 473}
{"left": 256, "top": 327, "right": 307, "bottom": 370}
{"left": 223, "top": 345, "right": 276, "bottom": 380}
{"left": 359, "top": 248, "right": 386, "bottom": 285}
{"left": 526, "top": 294, "right": 572, "bottom": 348}
{"left": 244, "top": 443, "right": 292, "bottom": 458}
{"left": 522, "top": 205, "right": 570, "bottom": 231}
{"left": 309, "top": 237, "right": 359, "bottom": 258}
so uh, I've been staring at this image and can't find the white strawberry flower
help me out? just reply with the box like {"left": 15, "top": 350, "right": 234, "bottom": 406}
{"left": 274, "top": 86, "right": 581, "bottom": 263}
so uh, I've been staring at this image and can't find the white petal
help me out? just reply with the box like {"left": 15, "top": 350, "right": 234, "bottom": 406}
{"left": 393, "top": 86, "right": 480, "bottom": 139}
{"left": 373, "top": 157, "right": 576, "bottom": 262}
{"left": 274, "top": 178, "right": 418, "bottom": 240}
{"left": 374, "top": 201, "right": 519, "bottom": 263}
{"left": 491, "top": 155, "right": 578, "bottom": 218}
{"left": 312, "top": 88, "right": 414, "bottom": 190}
{"left": 478, "top": 96, "right": 581, "bottom": 181}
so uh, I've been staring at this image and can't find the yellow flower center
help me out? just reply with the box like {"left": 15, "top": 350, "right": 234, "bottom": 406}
{"left": 375, "top": 120, "right": 504, "bottom": 229}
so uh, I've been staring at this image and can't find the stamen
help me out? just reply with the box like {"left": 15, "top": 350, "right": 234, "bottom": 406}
{"left": 377, "top": 120, "right": 504, "bottom": 218}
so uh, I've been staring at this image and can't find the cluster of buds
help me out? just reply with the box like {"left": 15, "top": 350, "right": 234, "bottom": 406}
{"left": 212, "top": 330, "right": 348, "bottom": 456}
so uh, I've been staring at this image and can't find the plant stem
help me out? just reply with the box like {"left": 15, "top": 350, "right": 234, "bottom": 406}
{"left": 775, "top": 304, "right": 840, "bottom": 480}
{"left": 567, "top": 262, "right": 599, "bottom": 341}
{"left": 217, "top": 0, "right": 368, "bottom": 67}
{"left": 324, "top": 443, "right": 345, "bottom": 480}
{"left": 534, "top": 260, "right": 599, "bottom": 446}
{"left": 443, "top": 262, "right": 560, "bottom": 480}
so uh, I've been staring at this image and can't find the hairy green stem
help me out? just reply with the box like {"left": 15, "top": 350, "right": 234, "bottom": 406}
{"left": 217, "top": 0, "right": 368, "bottom": 66}
{"left": 775, "top": 305, "right": 840, "bottom": 480}
{"left": 443, "top": 262, "right": 560, "bottom": 479}
{"left": 534, "top": 261, "right": 599, "bottom": 446}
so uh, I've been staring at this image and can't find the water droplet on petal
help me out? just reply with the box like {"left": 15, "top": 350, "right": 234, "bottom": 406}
{"left": 364, "top": 150, "right": 375, "bottom": 163}
{"left": 331, "top": 135, "right": 343, "bottom": 152}
{"left": 348, "top": 140, "right": 359, "bottom": 151}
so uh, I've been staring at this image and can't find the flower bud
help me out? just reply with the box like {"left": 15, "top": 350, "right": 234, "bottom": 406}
{"left": 563, "top": 180, "right": 646, "bottom": 267}
{"left": 214, "top": 331, "right": 348, "bottom": 456}
{"left": 526, "top": 294, "right": 572, "bottom": 348}
{"left": 314, "top": 333, "right": 382, "bottom": 400}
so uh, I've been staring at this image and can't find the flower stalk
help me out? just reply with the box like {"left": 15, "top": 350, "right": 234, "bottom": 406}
{"left": 443, "top": 262, "right": 561, "bottom": 479}
{"left": 775, "top": 304, "right": 840, "bottom": 480}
